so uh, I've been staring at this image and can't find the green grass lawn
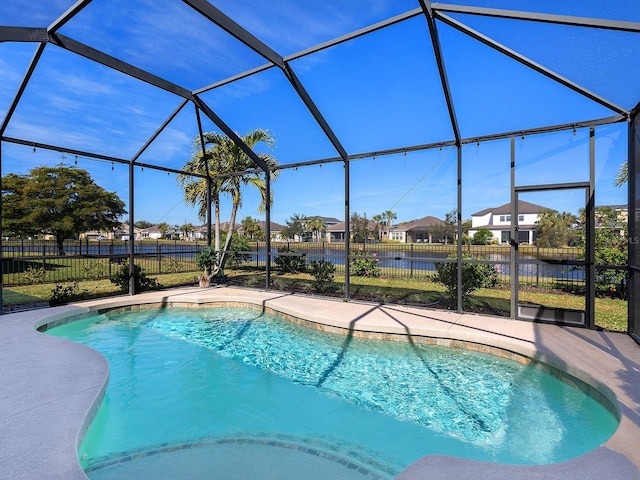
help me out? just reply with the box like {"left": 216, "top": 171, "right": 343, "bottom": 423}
{"left": 2, "top": 268, "right": 627, "bottom": 333}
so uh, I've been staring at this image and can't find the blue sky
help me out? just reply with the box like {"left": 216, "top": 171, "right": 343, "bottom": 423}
{"left": 0, "top": 0, "right": 637, "bottom": 228}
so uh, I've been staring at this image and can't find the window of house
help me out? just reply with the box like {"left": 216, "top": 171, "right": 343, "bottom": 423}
{"left": 519, "top": 215, "right": 524, "bottom": 222}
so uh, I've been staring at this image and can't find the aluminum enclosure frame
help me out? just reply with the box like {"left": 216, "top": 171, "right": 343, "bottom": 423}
{"left": 0, "top": 1, "right": 638, "bottom": 334}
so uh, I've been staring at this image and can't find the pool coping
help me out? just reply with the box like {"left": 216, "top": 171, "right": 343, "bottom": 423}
{"left": 1, "top": 285, "right": 640, "bottom": 479}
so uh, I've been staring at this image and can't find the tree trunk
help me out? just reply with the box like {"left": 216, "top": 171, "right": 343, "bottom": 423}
{"left": 215, "top": 197, "right": 239, "bottom": 274}
{"left": 214, "top": 195, "right": 221, "bottom": 252}
{"left": 56, "top": 235, "right": 65, "bottom": 256}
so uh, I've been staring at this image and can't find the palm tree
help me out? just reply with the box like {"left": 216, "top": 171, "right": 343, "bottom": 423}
{"left": 178, "top": 129, "right": 278, "bottom": 275}
{"left": 306, "top": 216, "right": 326, "bottom": 242}
{"left": 372, "top": 214, "right": 384, "bottom": 241}
{"left": 615, "top": 162, "right": 628, "bottom": 187}
{"left": 383, "top": 210, "right": 397, "bottom": 239}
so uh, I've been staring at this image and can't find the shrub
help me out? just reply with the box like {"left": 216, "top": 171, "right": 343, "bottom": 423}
{"left": 110, "top": 262, "right": 158, "bottom": 292}
{"left": 225, "top": 234, "right": 251, "bottom": 269}
{"left": 23, "top": 266, "right": 47, "bottom": 284}
{"left": 196, "top": 246, "right": 218, "bottom": 276}
{"left": 349, "top": 247, "right": 380, "bottom": 277}
{"left": 434, "top": 254, "right": 498, "bottom": 306}
{"left": 162, "top": 257, "right": 183, "bottom": 274}
{"left": 274, "top": 246, "right": 307, "bottom": 273}
{"left": 80, "top": 262, "right": 106, "bottom": 279}
{"left": 50, "top": 282, "right": 88, "bottom": 305}
{"left": 308, "top": 259, "right": 335, "bottom": 292}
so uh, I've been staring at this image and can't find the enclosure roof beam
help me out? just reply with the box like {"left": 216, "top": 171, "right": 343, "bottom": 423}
{"left": 182, "top": 0, "right": 349, "bottom": 160}
{"left": 1, "top": 136, "right": 208, "bottom": 179}
{"left": 131, "top": 99, "right": 190, "bottom": 164}
{"left": 436, "top": 12, "right": 629, "bottom": 116}
{"left": 269, "top": 113, "right": 626, "bottom": 171}
{"left": 192, "top": 95, "right": 270, "bottom": 173}
{"left": 48, "top": 0, "right": 93, "bottom": 33}
{"left": 181, "top": 0, "right": 284, "bottom": 69}
{"left": 0, "top": 43, "right": 46, "bottom": 136}
{"left": 0, "top": 27, "right": 48, "bottom": 42}
{"left": 195, "top": 8, "right": 423, "bottom": 95}
{"left": 419, "top": 1, "right": 461, "bottom": 145}
{"left": 48, "top": 33, "right": 194, "bottom": 99}
{"left": 282, "top": 63, "right": 349, "bottom": 161}
{"left": 432, "top": 3, "right": 640, "bottom": 33}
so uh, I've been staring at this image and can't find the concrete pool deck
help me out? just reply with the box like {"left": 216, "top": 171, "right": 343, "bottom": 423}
{"left": 1, "top": 285, "right": 639, "bottom": 479}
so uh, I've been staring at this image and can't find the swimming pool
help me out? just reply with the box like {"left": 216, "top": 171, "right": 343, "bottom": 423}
{"left": 49, "top": 305, "right": 618, "bottom": 479}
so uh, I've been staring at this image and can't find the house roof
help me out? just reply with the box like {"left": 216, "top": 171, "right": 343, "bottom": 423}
{"left": 258, "top": 221, "right": 285, "bottom": 231}
{"left": 305, "top": 216, "right": 341, "bottom": 224}
{"left": 391, "top": 216, "right": 443, "bottom": 232}
{"left": 472, "top": 200, "right": 553, "bottom": 217}
{"left": 327, "top": 220, "right": 378, "bottom": 232}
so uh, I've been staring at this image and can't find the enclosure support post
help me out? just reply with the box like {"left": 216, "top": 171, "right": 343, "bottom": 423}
{"left": 265, "top": 171, "right": 271, "bottom": 290}
{"left": 628, "top": 103, "right": 640, "bottom": 344}
{"left": 128, "top": 162, "right": 135, "bottom": 295}
{"left": 344, "top": 158, "right": 351, "bottom": 301}
{"left": 456, "top": 146, "right": 463, "bottom": 314}
{"left": 510, "top": 136, "right": 517, "bottom": 318}
{"left": 586, "top": 127, "right": 596, "bottom": 329}
{"left": 206, "top": 178, "right": 212, "bottom": 247}
{"left": 0, "top": 140, "right": 3, "bottom": 314}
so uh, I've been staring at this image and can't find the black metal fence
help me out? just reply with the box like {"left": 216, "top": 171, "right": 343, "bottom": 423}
{"left": 2, "top": 239, "right": 204, "bottom": 286}
{"left": 3, "top": 239, "right": 623, "bottom": 298}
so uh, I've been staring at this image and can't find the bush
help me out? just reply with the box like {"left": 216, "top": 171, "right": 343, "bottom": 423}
{"left": 196, "top": 246, "right": 218, "bottom": 276}
{"left": 434, "top": 254, "right": 498, "bottom": 306}
{"left": 308, "top": 259, "right": 335, "bottom": 292}
{"left": 349, "top": 247, "right": 380, "bottom": 277}
{"left": 110, "top": 262, "right": 158, "bottom": 292}
{"left": 50, "top": 282, "right": 88, "bottom": 305}
{"left": 274, "top": 246, "right": 307, "bottom": 273}
{"left": 23, "top": 266, "right": 47, "bottom": 284}
{"left": 472, "top": 228, "right": 493, "bottom": 245}
{"left": 225, "top": 234, "right": 251, "bottom": 269}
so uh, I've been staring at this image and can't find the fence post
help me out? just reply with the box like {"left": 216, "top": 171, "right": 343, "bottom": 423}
{"left": 256, "top": 242, "right": 259, "bottom": 268}
{"left": 410, "top": 243, "right": 414, "bottom": 278}
{"left": 108, "top": 241, "right": 113, "bottom": 279}
{"left": 158, "top": 242, "right": 162, "bottom": 274}
{"left": 536, "top": 245, "right": 540, "bottom": 287}
{"left": 42, "top": 243, "right": 46, "bottom": 275}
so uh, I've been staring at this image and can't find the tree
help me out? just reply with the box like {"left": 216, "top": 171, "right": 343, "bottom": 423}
{"left": 382, "top": 210, "right": 396, "bottom": 239}
{"left": 575, "top": 206, "right": 627, "bottom": 297}
{"left": 134, "top": 220, "right": 153, "bottom": 229}
{"left": 372, "top": 214, "right": 384, "bottom": 241}
{"left": 351, "top": 212, "right": 372, "bottom": 243}
{"left": 180, "top": 223, "right": 195, "bottom": 240}
{"left": 306, "top": 216, "right": 326, "bottom": 242}
{"left": 535, "top": 210, "right": 576, "bottom": 247}
{"left": 472, "top": 227, "right": 493, "bottom": 245}
{"left": 241, "top": 216, "right": 263, "bottom": 240}
{"left": 158, "top": 222, "right": 170, "bottom": 238}
{"left": 2, "top": 166, "right": 126, "bottom": 255}
{"left": 615, "top": 162, "right": 628, "bottom": 187}
{"left": 433, "top": 209, "right": 457, "bottom": 244}
{"left": 280, "top": 213, "right": 306, "bottom": 241}
{"left": 178, "top": 129, "right": 278, "bottom": 275}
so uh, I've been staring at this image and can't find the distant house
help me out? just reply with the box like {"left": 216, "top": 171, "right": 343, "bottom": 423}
{"left": 327, "top": 219, "right": 378, "bottom": 243}
{"left": 140, "top": 225, "right": 164, "bottom": 240}
{"left": 468, "top": 200, "right": 552, "bottom": 245}
{"left": 259, "top": 221, "right": 285, "bottom": 241}
{"left": 388, "top": 216, "right": 444, "bottom": 243}
{"left": 82, "top": 224, "right": 142, "bottom": 241}
{"left": 237, "top": 221, "right": 286, "bottom": 241}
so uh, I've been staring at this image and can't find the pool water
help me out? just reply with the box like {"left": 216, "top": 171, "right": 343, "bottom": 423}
{"left": 49, "top": 307, "right": 618, "bottom": 479}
